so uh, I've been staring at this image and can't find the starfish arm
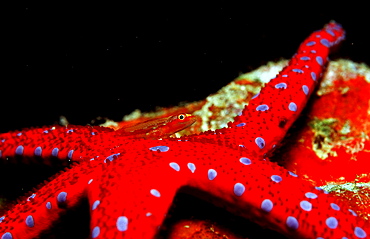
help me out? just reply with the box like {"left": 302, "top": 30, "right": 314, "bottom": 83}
{"left": 0, "top": 161, "right": 98, "bottom": 239}
{"left": 87, "top": 158, "right": 181, "bottom": 238}
{"left": 181, "top": 22, "right": 346, "bottom": 159}
{"left": 0, "top": 125, "right": 115, "bottom": 165}
{"left": 88, "top": 140, "right": 369, "bottom": 239}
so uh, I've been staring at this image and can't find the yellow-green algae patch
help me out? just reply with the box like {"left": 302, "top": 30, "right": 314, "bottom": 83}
{"left": 318, "top": 59, "right": 370, "bottom": 96}
{"left": 309, "top": 117, "right": 368, "bottom": 160}
{"left": 194, "top": 60, "right": 288, "bottom": 131}
{"left": 309, "top": 118, "right": 339, "bottom": 159}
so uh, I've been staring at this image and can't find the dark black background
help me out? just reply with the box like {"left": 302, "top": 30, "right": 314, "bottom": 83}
{"left": 3, "top": 3, "right": 369, "bottom": 132}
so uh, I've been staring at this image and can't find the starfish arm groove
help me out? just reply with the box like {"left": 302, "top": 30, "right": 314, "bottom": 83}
{"left": 0, "top": 161, "right": 99, "bottom": 238}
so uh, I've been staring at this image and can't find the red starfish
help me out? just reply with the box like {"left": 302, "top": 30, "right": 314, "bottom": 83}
{"left": 0, "top": 22, "right": 368, "bottom": 239}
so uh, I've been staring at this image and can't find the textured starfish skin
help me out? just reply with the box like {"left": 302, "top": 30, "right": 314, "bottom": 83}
{"left": 1, "top": 22, "right": 368, "bottom": 238}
